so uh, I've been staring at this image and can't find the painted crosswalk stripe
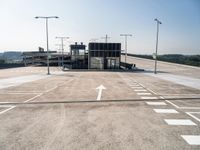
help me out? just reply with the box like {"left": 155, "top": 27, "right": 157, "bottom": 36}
{"left": 137, "top": 93, "right": 152, "bottom": 95}
{"left": 153, "top": 109, "right": 179, "bottom": 113}
{"left": 181, "top": 135, "right": 200, "bottom": 145}
{"left": 146, "top": 102, "right": 167, "bottom": 106}
{"left": 134, "top": 89, "right": 147, "bottom": 92}
{"left": 164, "top": 119, "right": 196, "bottom": 126}
{"left": 141, "top": 97, "right": 158, "bottom": 99}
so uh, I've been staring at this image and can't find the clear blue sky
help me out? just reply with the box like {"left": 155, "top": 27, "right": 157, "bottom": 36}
{"left": 0, "top": 0, "right": 199, "bottom": 54}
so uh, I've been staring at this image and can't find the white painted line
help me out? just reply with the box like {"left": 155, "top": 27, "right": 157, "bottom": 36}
{"left": 137, "top": 83, "right": 145, "bottom": 87}
{"left": 0, "top": 106, "right": 16, "bottom": 115}
{"left": 153, "top": 109, "right": 179, "bottom": 113}
{"left": 160, "top": 96, "right": 165, "bottom": 99}
{"left": 24, "top": 93, "right": 43, "bottom": 103}
{"left": 186, "top": 112, "right": 200, "bottom": 123}
{"left": 2, "top": 91, "right": 43, "bottom": 93}
{"left": 0, "top": 92, "right": 42, "bottom": 95}
{"left": 0, "top": 105, "right": 14, "bottom": 108}
{"left": 137, "top": 93, "right": 152, "bottom": 95}
{"left": 146, "top": 102, "right": 167, "bottom": 106}
{"left": 134, "top": 89, "right": 147, "bottom": 92}
{"left": 0, "top": 75, "right": 48, "bottom": 89}
{"left": 0, "top": 102, "right": 16, "bottom": 104}
{"left": 164, "top": 119, "right": 197, "bottom": 126}
{"left": 146, "top": 88, "right": 158, "bottom": 95}
{"left": 181, "top": 135, "right": 200, "bottom": 145}
{"left": 45, "top": 86, "right": 58, "bottom": 93}
{"left": 141, "top": 97, "right": 158, "bottom": 99}
{"left": 165, "top": 100, "right": 179, "bottom": 108}
{"left": 166, "top": 100, "right": 200, "bottom": 110}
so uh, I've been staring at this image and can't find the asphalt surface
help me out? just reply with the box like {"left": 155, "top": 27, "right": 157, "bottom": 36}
{"left": 0, "top": 57, "right": 200, "bottom": 150}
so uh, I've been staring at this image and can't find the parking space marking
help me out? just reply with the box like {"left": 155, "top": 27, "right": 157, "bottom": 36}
{"left": 153, "top": 109, "right": 179, "bottom": 114}
{"left": 186, "top": 112, "right": 200, "bottom": 123}
{"left": 166, "top": 100, "right": 200, "bottom": 110}
{"left": 164, "top": 119, "right": 197, "bottom": 126}
{"left": 181, "top": 135, "right": 200, "bottom": 145}
{"left": 120, "top": 75, "right": 200, "bottom": 146}
{"left": 146, "top": 88, "right": 158, "bottom": 95}
{"left": 146, "top": 102, "right": 167, "bottom": 105}
{"left": 137, "top": 93, "right": 152, "bottom": 95}
{"left": 141, "top": 97, "right": 158, "bottom": 99}
{"left": 0, "top": 78, "right": 74, "bottom": 115}
{"left": 24, "top": 93, "right": 43, "bottom": 103}
{"left": 0, "top": 106, "right": 16, "bottom": 115}
{"left": 0, "top": 92, "right": 42, "bottom": 95}
{"left": 0, "top": 105, "right": 14, "bottom": 107}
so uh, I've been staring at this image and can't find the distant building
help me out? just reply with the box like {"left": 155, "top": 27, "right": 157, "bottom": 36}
{"left": 22, "top": 42, "right": 122, "bottom": 70}
{"left": 88, "top": 43, "right": 121, "bottom": 69}
{"left": 22, "top": 50, "right": 71, "bottom": 66}
{"left": 70, "top": 42, "right": 87, "bottom": 69}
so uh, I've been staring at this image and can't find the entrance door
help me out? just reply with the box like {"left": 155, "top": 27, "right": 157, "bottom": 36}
{"left": 107, "top": 58, "right": 116, "bottom": 69}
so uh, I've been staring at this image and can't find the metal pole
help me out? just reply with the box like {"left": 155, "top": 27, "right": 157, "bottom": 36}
{"left": 46, "top": 18, "right": 50, "bottom": 75}
{"left": 120, "top": 34, "right": 132, "bottom": 64}
{"left": 154, "top": 18, "right": 161, "bottom": 74}
{"left": 101, "top": 34, "right": 110, "bottom": 43}
{"left": 125, "top": 35, "right": 127, "bottom": 64}
{"left": 154, "top": 22, "right": 159, "bottom": 74}
{"left": 35, "top": 16, "right": 58, "bottom": 75}
{"left": 55, "top": 37, "right": 69, "bottom": 68}
{"left": 61, "top": 38, "right": 64, "bottom": 67}
{"left": 88, "top": 48, "right": 90, "bottom": 70}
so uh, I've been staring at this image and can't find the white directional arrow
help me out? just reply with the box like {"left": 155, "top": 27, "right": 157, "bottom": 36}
{"left": 96, "top": 85, "right": 106, "bottom": 101}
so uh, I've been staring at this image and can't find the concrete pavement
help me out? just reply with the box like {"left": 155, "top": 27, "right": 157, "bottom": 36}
{"left": 0, "top": 58, "right": 200, "bottom": 150}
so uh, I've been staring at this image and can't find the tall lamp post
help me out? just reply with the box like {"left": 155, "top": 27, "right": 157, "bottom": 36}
{"left": 101, "top": 34, "right": 110, "bottom": 43}
{"left": 154, "top": 18, "right": 162, "bottom": 74}
{"left": 120, "top": 34, "right": 132, "bottom": 64}
{"left": 55, "top": 37, "right": 69, "bottom": 67}
{"left": 35, "top": 16, "right": 59, "bottom": 75}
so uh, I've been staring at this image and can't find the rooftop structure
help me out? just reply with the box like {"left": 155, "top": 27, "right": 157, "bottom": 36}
{"left": 88, "top": 43, "right": 121, "bottom": 70}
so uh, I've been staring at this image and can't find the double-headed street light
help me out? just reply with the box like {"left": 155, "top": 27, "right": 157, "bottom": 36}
{"left": 101, "top": 34, "right": 110, "bottom": 43}
{"left": 120, "top": 34, "right": 132, "bottom": 64}
{"left": 154, "top": 18, "right": 162, "bottom": 74}
{"left": 35, "top": 16, "right": 59, "bottom": 75}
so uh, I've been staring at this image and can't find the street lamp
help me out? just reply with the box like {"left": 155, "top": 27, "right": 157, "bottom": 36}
{"left": 154, "top": 18, "right": 162, "bottom": 74}
{"left": 55, "top": 37, "right": 70, "bottom": 68}
{"left": 101, "top": 34, "right": 110, "bottom": 43}
{"left": 120, "top": 34, "right": 132, "bottom": 64}
{"left": 35, "top": 16, "right": 59, "bottom": 75}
